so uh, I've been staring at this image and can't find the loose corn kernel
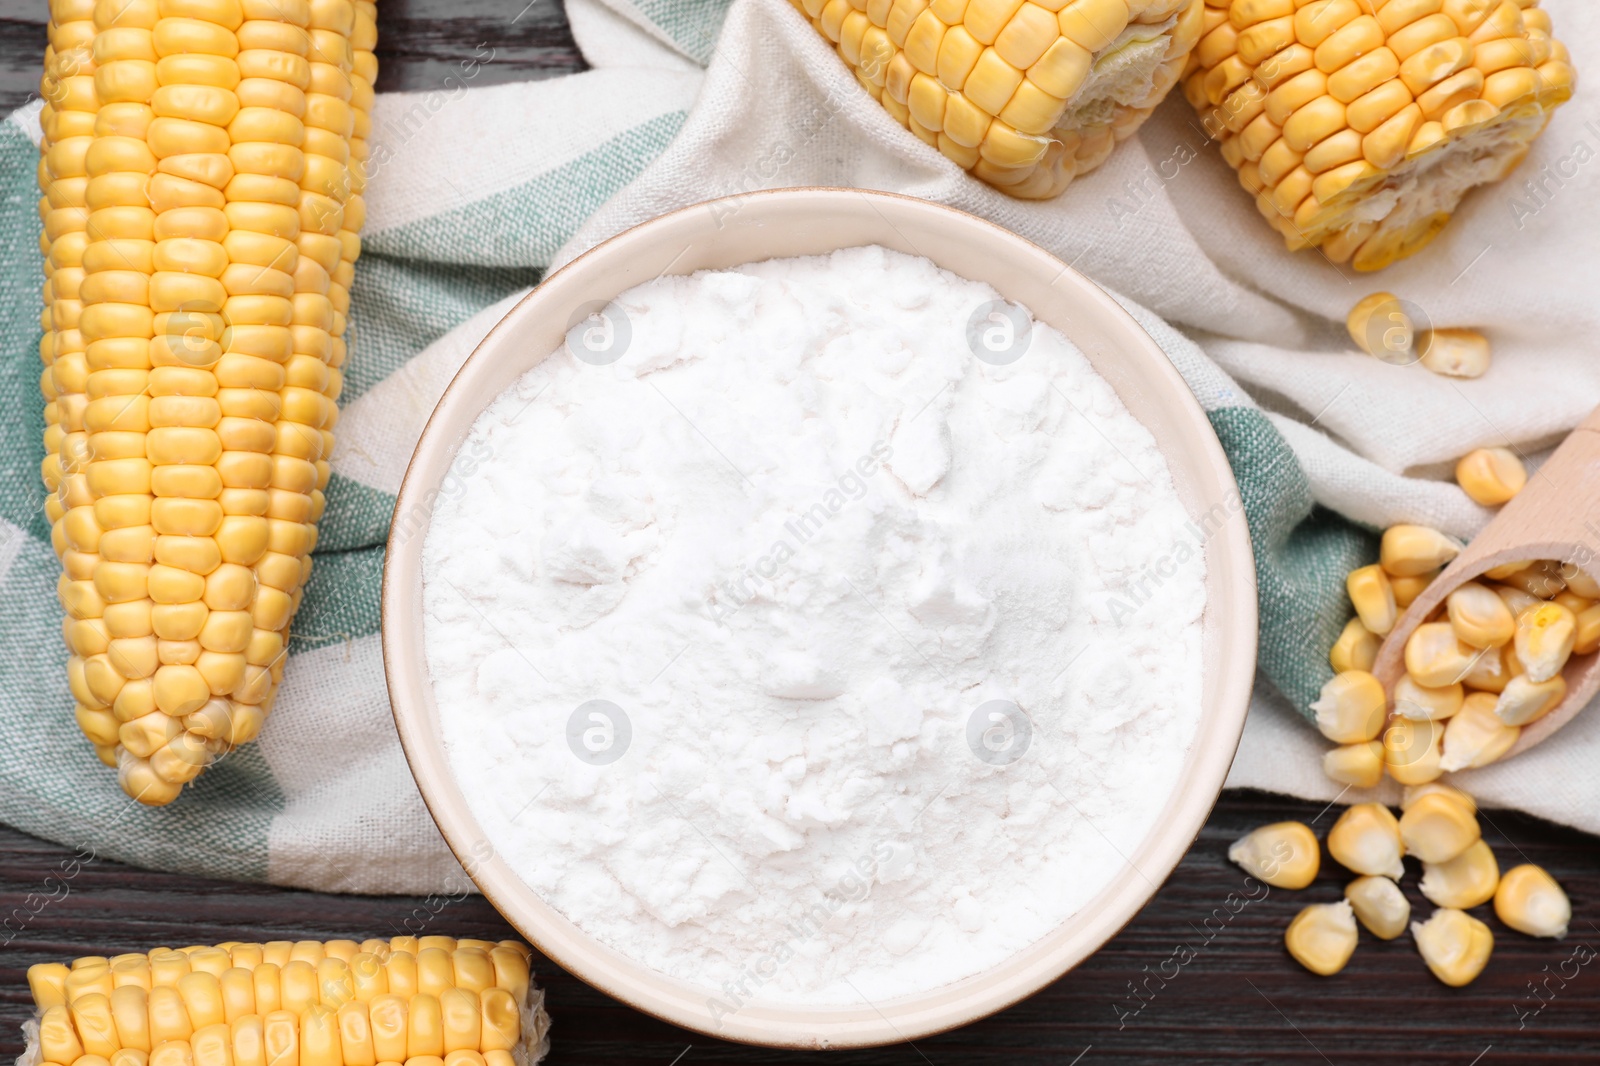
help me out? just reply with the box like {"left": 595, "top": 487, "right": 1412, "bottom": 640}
{"left": 1228, "top": 821, "right": 1320, "bottom": 889}
{"left": 1494, "top": 864, "right": 1570, "bottom": 939}
{"left": 1383, "top": 715, "right": 1443, "bottom": 785}
{"left": 1455, "top": 447, "right": 1526, "bottom": 506}
{"left": 1347, "top": 293, "right": 1413, "bottom": 360}
{"left": 1328, "top": 802, "right": 1404, "bottom": 879}
{"left": 1417, "top": 328, "right": 1490, "bottom": 378}
{"left": 1329, "top": 617, "right": 1379, "bottom": 673}
{"left": 1401, "top": 781, "right": 1477, "bottom": 814}
{"left": 1380, "top": 524, "right": 1461, "bottom": 577}
{"left": 1404, "top": 622, "right": 1476, "bottom": 688}
{"left": 1345, "top": 875, "right": 1410, "bottom": 941}
{"left": 1515, "top": 602, "right": 1576, "bottom": 683}
{"left": 1420, "top": 838, "right": 1499, "bottom": 909}
{"left": 1494, "top": 674, "right": 1565, "bottom": 727}
{"left": 1413, "top": 907, "right": 1494, "bottom": 986}
{"left": 1391, "top": 675, "right": 1463, "bottom": 721}
{"left": 1285, "top": 902, "right": 1359, "bottom": 976}
{"left": 1311, "top": 670, "right": 1387, "bottom": 743}
{"left": 1446, "top": 581, "right": 1514, "bottom": 648}
{"left": 1440, "top": 693, "right": 1519, "bottom": 772}
{"left": 1323, "top": 740, "right": 1385, "bottom": 788}
{"left": 1347, "top": 564, "right": 1398, "bottom": 636}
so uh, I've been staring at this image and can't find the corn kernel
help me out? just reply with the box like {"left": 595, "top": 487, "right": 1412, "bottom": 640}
{"left": 1329, "top": 617, "right": 1378, "bottom": 673}
{"left": 1391, "top": 674, "right": 1462, "bottom": 721}
{"left": 1494, "top": 674, "right": 1565, "bottom": 727}
{"left": 1347, "top": 293, "right": 1413, "bottom": 360}
{"left": 1420, "top": 838, "right": 1498, "bottom": 909}
{"left": 1347, "top": 564, "right": 1398, "bottom": 636}
{"left": 1494, "top": 864, "right": 1570, "bottom": 938}
{"left": 1455, "top": 447, "right": 1526, "bottom": 506}
{"left": 1323, "top": 741, "right": 1384, "bottom": 788}
{"left": 1391, "top": 573, "right": 1433, "bottom": 609}
{"left": 1440, "top": 693, "right": 1518, "bottom": 772}
{"left": 1328, "top": 802, "right": 1404, "bottom": 879}
{"left": 1383, "top": 715, "right": 1443, "bottom": 785}
{"left": 1446, "top": 581, "right": 1515, "bottom": 648}
{"left": 1345, "top": 875, "right": 1409, "bottom": 940}
{"left": 1380, "top": 525, "right": 1461, "bottom": 577}
{"left": 1404, "top": 622, "right": 1476, "bottom": 687}
{"left": 1559, "top": 564, "right": 1600, "bottom": 600}
{"left": 1417, "top": 328, "right": 1490, "bottom": 378}
{"left": 1461, "top": 642, "right": 1512, "bottom": 694}
{"left": 1514, "top": 602, "right": 1576, "bottom": 682}
{"left": 1401, "top": 782, "right": 1477, "bottom": 815}
{"left": 1285, "top": 902, "right": 1359, "bottom": 976}
{"left": 1572, "top": 603, "right": 1600, "bottom": 656}
{"left": 1228, "top": 821, "right": 1320, "bottom": 889}
{"left": 1499, "top": 560, "right": 1566, "bottom": 599}
{"left": 1412, "top": 907, "right": 1493, "bottom": 986}
{"left": 1311, "top": 670, "right": 1387, "bottom": 743}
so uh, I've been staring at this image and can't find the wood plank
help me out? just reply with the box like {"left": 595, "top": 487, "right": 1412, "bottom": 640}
{"left": 2, "top": 793, "right": 1595, "bottom": 1063}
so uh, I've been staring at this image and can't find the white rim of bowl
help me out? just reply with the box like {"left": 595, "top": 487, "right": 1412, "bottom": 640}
{"left": 381, "top": 187, "right": 1258, "bottom": 1049}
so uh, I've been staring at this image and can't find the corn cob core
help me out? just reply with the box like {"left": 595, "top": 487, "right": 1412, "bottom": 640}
{"left": 792, "top": 0, "right": 1208, "bottom": 198}
{"left": 1184, "top": 0, "right": 1574, "bottom": 271}
{"left": 22, "top": 938, "right": 551, "bottom": 1066}
{"left": 37, "top": 0, "right": 377, "bottom": 804}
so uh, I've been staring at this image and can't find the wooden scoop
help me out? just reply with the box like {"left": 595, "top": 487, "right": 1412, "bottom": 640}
{"left": 1373, "top": 404, "right": 1600, "bottom": 759}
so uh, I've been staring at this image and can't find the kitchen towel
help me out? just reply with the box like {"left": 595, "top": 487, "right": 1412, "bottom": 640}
{"left": 0, "top": 0, "right": 1596, "bottom": 893}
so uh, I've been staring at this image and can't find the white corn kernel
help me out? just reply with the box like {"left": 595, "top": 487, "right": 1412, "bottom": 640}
{"left": 1514, "top": 602, "right": 1576, "bottom": 682}
{"left": 1312, "top": 670, "right": 1387, "bottom": 743}
{"left": 1380, "top": 525, "right": 1461, "bottom": 577}
{"left": 1420, "top": 839, "right": 1499, "bottom": 909}
{"left": 1391, "top": 675, "right": 1463, "bottom": 721}
{"left": 1384, "top": 716, "right": 1443, "bottom": 785}
{"left": 1440, "top": 693, "right": 1519, "bottom": 772}
{"left": 1345, "top": 875, "right": 1410, "bottom": 941}
{"left": 1494, "top": 864, "right": 1570, "bottom": 939}
{"left": 1446, "top": 581, "right": 1515, "bottom": 648}
{"left": 1494, "top": 674, "right": 1565, "bottom": 727}
{"left": 1229, "top": 821, "right": 1320, "bottom": 889}
{"left": 1330, "top": 617, "right": 1379, "bottom": 673}
{"left": 1324, "top": 741, "right": 1385, "bottom": 789}
{"left": 1328, "top": 803, "right": 1405, "bottom": 879}
{"left": 1399, "top": 790, "right": 1481, "bottom": 863}
{"left": 1418, "top": 328, "right": 1490, "bottom": 378}
{"left": 1456, "top": 447, "right": 1526, "bottom": 507}
{"left": 1412, "top": 907, "right": 1494, "bottom": 987}
{"left": 1347, "top": 564, "right": 1398, "bottom": 636}
{"left": 1285, "top": 901, "right": 1359, "bottom": 976}
{"left": 1405, "top": 622, "right": 1476, "bottom": 688}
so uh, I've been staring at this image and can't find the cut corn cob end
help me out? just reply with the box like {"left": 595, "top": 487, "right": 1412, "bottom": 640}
{"left": 39, "top": 0, "right": 377, "bottom": 801}
{"left": 1185, "top": 0, "right": 1575, "bottom": 271}
{"left": 792, "top": 0, "right": 1207, "bottom": 198}
{"left": 22, "top": 939, "right": 551, "bottom": 1066}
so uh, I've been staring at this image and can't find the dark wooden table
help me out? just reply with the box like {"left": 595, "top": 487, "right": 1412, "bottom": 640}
{"left": 2, "top": 0, "right": 1597, "bottom": 1060}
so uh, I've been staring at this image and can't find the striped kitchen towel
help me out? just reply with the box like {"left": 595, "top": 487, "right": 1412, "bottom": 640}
{"left": 1, "top": 0, "right": 1597, "bottom": 893}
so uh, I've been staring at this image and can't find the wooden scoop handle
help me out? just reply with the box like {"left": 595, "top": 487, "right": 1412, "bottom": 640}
{"left": 1373, "top": 403, "right": 1600, "bottom": 759}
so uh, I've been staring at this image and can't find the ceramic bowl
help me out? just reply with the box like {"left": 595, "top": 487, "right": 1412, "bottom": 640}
{"left": 382, "top": 188, "right": 1257, "bottom": 1048}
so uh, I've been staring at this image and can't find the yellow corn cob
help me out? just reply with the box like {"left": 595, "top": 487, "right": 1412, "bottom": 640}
{"left": 38, "top": 0, "right": 375, "bottom": 804}
{"left": 792, "top": 0, "right": 1208, "bottom": 197}
{"left": 1184, "top": 0, "right": 1575, "bottom": 271}
{"left": 24, "top": 939, "right": 551, "bottom": 1066}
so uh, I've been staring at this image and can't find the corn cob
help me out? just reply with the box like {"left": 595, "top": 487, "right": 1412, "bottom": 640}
{"left": 38, "top": 0, "right": 376, "bottom": 804}
{"left": 23, "top": 938, "right": 551, "bottom": 1066}
{"left": 1184, "top": 0, "right": 1575, "bottom": 271}
{"left": 792, "top": 0, "right": 1208, "bottom": 197}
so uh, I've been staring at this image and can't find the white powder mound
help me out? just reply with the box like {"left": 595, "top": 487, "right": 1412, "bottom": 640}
{"left": 421, "top": 245, "right": 1207, "bottom": 1014}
